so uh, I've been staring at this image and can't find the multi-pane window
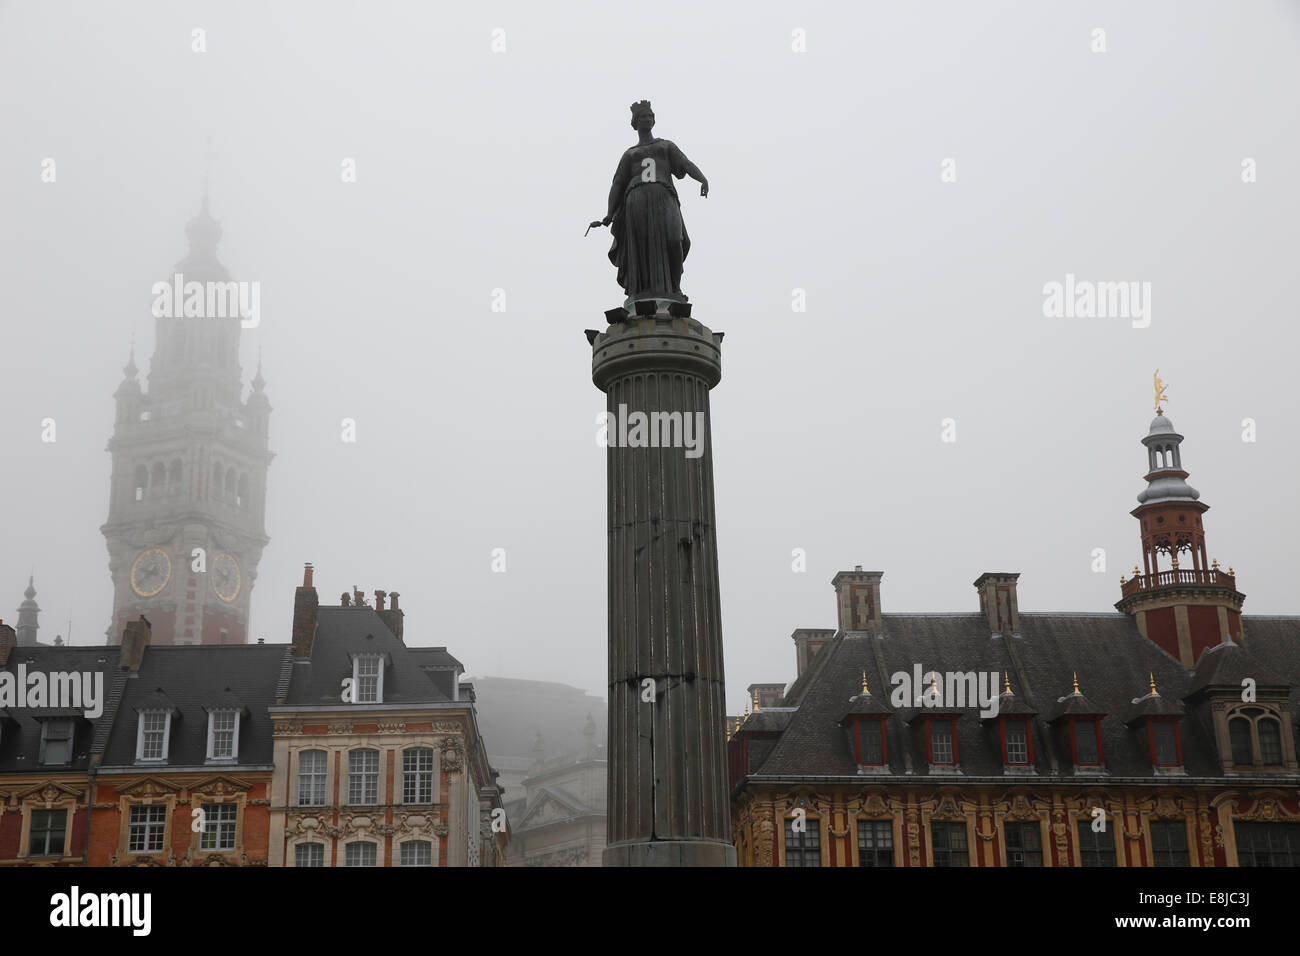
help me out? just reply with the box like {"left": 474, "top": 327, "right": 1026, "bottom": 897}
{"left": 355, "top": 656, "right": 381, "bottom": 703}
{"left": 295, "top": 842, "right": 324, "bottom": 867}
{"left": 1229, "top": 718, "right": 1253, "bottom": 765}
{"left": 139, "top": 712, "right": 168, "bottom": 761}
{"left": 1235, "top": 822, "right": 1300, "bottom": 867}
{"left": 930, "top": 821, "right": 969, "bottom": 867}
{"left": 1149, "top": 821, "right": 1190, "bottom": 866}
{"left": 1004, "top": 821, "right": 1042, "bottom": 866}
{"left": 1258, "top": 719, "right": 1283, "bottom": 765}
{"left": 348, "top": 749, "right": 379, "bottom": 805}
{"left": 39, "top": 719, "right": 75, "bottom": 766}
{"left": 1004, "top": 720, "right": 1029, "bottom": 765}
{"left": 298, "top": 750, "right": 328, "bottom": 806}
{"left": 929, "top": 721, "right": 954, "bottom": 764}
{"left": 858, "top": 722, "right": 884, "bottom": 764}
{"left": 401, "top": 840, "right": 433, "bottom": 866}
{"left": 208, "top": 711, "right": 237, "bottom": 760}
{"left": 199, "top": 803, "right": 237, "bottom": 851}
{"left": 1152, "top": 722, "right": 1178, "bottom": 765}
{"left": 127, "top": 805, "right": 167, "bottom": 853}
{"left": 1076, "top": 820, "right": 1116, "bottom": 866}
{"left": 344, "top": 841, "right": 377, "bottom": 867}
{"left": 1074, "top": 721, "right": 1099, "bottom": 765}
{"left": 856, "top": 819, "right": 893, "bottom": 867}
{"left": 783, "top": 818, "right": 821, "bottom": 867}
{"left": 403, "top": 748, "right": 434, "bottom": 804}
{"left": 28, "top": 809, "right": 67, "bottom": 857}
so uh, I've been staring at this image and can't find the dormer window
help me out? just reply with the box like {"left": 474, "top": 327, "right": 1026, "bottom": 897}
{"left": 39, "top": 719, "right": 75, "bottom": 766}
{"left": 1071, "top": 719, "right": 1102, "bottom": 766}
{"left": 1002, "top": 719, "right": 1032, "bottom": 766}
{"left": 206, "top": 709, "right": 240, "bottom": 762}
{"left": 136, "top": 711, "right": 172, "bottom": 762}
{"left": 926, "top": 718, "right": 958, "bottom": 766}
{"left": 1226, "top": 707, "right": 1290, "bottom": 769}
{"left": 1149, "top": 720, "right": 1181, "bottom": 767}
{"left": 856, "top": 719, "right": 886, "bottom": 765}
{"left": 353, "top": 654, "right": 383, "bottom": 704}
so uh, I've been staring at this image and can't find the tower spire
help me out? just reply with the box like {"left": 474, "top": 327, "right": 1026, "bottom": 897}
{"left": 16, "top": 574, "right": 40, "bottom": 646}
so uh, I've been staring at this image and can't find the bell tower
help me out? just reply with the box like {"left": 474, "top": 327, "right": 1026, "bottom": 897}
{"left": 100, "top": 197, "right": 272, "bottom": 645}
{"left": 1115, "top": 378, "right": 1243, "bottom": 666}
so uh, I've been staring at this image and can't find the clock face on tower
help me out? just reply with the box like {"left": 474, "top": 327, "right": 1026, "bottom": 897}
{"left": 211, "top": 552, "right": 241, "bottom": 602}
{"left": 130, "top": 548, "right": 172, "bottom": 597}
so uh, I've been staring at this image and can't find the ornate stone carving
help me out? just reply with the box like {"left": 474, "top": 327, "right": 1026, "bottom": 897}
{"left": 434, "top": 823, "right": 449, "bottom": 837}
{"left": 376, "top": 720, "right": 406, "bottom": 734}
{"left": 753, "top": 816, "right": 774, "bottom": 867}
{"left": 273, "top": 719, "right": 303, "bottom": 736}
{"left": 327, "top": 721, "right": 354, "bottom": 735}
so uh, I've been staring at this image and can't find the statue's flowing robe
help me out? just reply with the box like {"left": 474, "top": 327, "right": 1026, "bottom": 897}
{"left": 607, "top": 138, "right": 691, "bottom": 299}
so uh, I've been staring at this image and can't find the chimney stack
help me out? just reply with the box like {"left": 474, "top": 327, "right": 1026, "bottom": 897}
{"left": 0, "top": 621, "right": 15, "bottom": 666}
{"left": 974, "top": 572, "right": 1020, "bottom": 633}
{"left": 293, "top": 563, "right": 320, "bottom": 660}
{"left": 119, "top": 615, "right": 152, "bottom": 671}
{"left": 791, "top": 628, "right": 836, "bottom": 678}
{"left": 831, "top": 567, "right": 883, "bottom": 633}
{"left": 377, "top": 589, "right": 405, "bottom": 642}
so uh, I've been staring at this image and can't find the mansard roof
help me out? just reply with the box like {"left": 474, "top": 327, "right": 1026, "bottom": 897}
{"left": 743, "top": 612, "right": 1300, "bottom": 783}
{"left": 0, "top": 645, "right": 121, "bottom": 773}
{"left": 100, "top": 643, "right": 289, "bottom": 768}
{"left": 282, "top": 606, "right": 454, "bottom": 708}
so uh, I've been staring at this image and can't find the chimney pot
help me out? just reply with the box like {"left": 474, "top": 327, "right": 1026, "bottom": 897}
{"left": 119, "top": 615, "right": 152, "bottom": 671}
{"left": 303, "top": 562, "right": 314, "bottom": 588}
{"left": 293, "top": 572, "right": 320, "bottom": 659}
{"left": 375, "top": 589, "right": 386, "bottom": 611}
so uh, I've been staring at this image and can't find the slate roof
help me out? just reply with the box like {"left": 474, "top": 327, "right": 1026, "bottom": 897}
{"left": 283, "top": 607, "right": 453, "bottom": 707}
{"left": 743, "top": 612, "right": 1300, "bottom": 783}
{"left": 0, "top": 645, "right": 119, "bottom": 773}
{"left": 99, "top": 643, "right": 290, "bottom": 768}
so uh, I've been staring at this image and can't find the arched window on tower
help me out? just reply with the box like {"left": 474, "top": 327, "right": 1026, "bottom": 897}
{"left": 225, "top": 468, "right": 237, "bottom": 502}
{"left": 134, "top": 465, "right": 148, "bottom": 502}
{"left": 150, "top": 462, "right": 165, "bottom": 499}
{"left": 237, "top": 474, "right": 249, "bottom": 510}
{"left": 168, "top": 459, "right": 182, "bottom": 495}
{"left": 212, "top": 463, "right": 223, "bottom": 499}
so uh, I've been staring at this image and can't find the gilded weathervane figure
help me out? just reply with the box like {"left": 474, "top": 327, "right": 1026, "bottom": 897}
{"left": 1154, "top": 369, "right": 1169, "bottom": 414}
{"left": 588, "top": 100, "right": 709, "bottom": 305}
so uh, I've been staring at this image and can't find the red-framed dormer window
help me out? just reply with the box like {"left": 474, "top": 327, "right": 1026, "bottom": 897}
{"left": 1147, "top": 718, "right": 1183, "bottom": 768}
{"left": 1001, "top": 718, "right": 1034, "bottom": 766}
{"left": 852, "top": 718, "right": 888, "bottom": 766}
{"left": 926, "top": 718, "right": 958, "bottom": 766}
{"left": 1070, "top": 718, "right": 1103, "bottom": 767}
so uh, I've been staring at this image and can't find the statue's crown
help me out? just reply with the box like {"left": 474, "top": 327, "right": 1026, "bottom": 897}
{"left": 630, "top": 99, "right": 653, "bottom": 116}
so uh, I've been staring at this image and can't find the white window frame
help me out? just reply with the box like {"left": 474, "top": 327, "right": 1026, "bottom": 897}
{"left": 135, "top": 710, "right": 172, "bottom": 763}
{"left": 297, "top": 749, "right": 328, "bottom": 807}
{"left": 402, "top": 747, "right": 435, "bottom": 805}
{"left": 352, "top": 654, "right": 384, "bottom": 704}
{"left": 39, "top": 719, "right": 76, "bottom": 766}
{"left": 198, "top": 802, "right": 238, "bottom": 851}
{"left": 127, "top": 804, "right": 167, "bottom": 853}
{"left": 295, "top": 842, "right": 325, "bottom": 867}
{"left": 399, "top": 839, "right": 433, "bottom": 867}
{"left": 344, "top": 840, "right": 377, "bottom": 867}
{"left": 205, "top": 709, "right": 240, "bottom": 761}
{"left": 347, "top": 748, "right": 379, "bottom": 806}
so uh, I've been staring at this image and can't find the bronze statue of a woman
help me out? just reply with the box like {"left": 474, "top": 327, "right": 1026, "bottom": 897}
{"left": 590, "top": 101, "right": 709, "bottom": 305}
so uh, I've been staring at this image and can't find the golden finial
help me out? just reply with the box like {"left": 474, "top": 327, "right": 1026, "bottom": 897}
{"left": 752, "top": 689, "right": 761, "bottom": 713}
{"left": 1133, "top": 565, "right": 1140, "bottom": 576}
{"left": 1149, "top": 672, "right": 1159, "bottom": 696}
{"left": 1120, "top": 575, "right": 1126, "bottom": 584}
{"left": 1229, "top": 566, "right": 1235, "bottom": 576}
{"left": 1003, "top": 671, "right": 1012, "bottom": 695}
{"left": 1170, "top": 556, "right": 1179, "bottom": 570}
{"left": 743, "top": 699, "right": 750, "bottom": 718}
{"left": 1154, "top": 369, "right": 1168, "bottom": 414}
{"left": 1072, "top": 672, "right": 1081, "bottom": 695}
{"left": 860, "top": 670, "right": 870, "bottom": 695}
{"left": 1211, "top": 558, "right": 1219, "bottom": 570}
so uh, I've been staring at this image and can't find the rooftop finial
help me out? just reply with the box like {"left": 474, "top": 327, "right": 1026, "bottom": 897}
{"left": 1154, "top": 369, "right": 1168, "bottom": 414}
{"left": 1072, "top": 672, "right": 1081, "bottom": 695}
{"left": 1003, "top": 671, "right": 1012, "bottom": 695}
{"left": 861, "top": 669, "right": 870, "bottom": 695}
{"left": 1149, "top": 672, "right": 1159, "bottom": 696}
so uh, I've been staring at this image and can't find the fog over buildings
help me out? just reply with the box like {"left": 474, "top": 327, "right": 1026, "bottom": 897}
{"left": 2, "top": 0, "right": 1298, "bottom": 719}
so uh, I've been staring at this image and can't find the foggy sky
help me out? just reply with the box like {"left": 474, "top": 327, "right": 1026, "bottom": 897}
{"left": 2, "top": 0, "right": 1297, "bottom": 715}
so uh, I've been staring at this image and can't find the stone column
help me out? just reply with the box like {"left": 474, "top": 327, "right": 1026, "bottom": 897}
{"left": 589, "top": 311, "right": 736, "bottom": 867}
